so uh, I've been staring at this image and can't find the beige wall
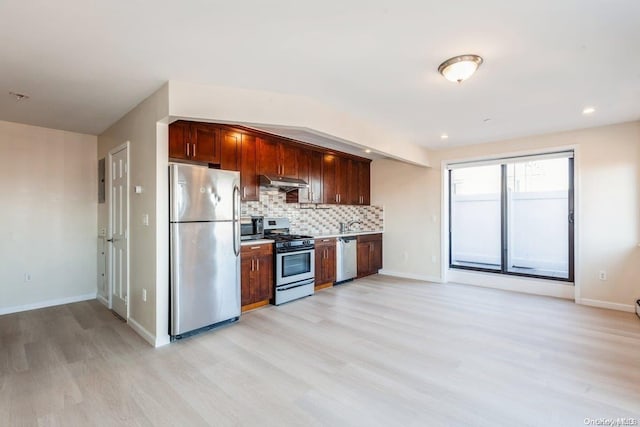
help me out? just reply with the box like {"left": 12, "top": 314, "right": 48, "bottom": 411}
{"left": 97, "top": 84, "right": 169, "bottom": 344}
{"left": 0, "top": 120, "right": 97, "bottom": 313}
{"left": 371, "top": 159, "right": 441, "bottom": 281}
{"left": 373, "top": 121, "right": 640, "bottom": 310}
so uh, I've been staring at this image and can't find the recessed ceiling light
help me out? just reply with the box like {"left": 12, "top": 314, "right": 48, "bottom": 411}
{"left": 438, "top": 54, "right": 483, "bottom": 83}
{"left": 364, "top": 149, "right": 372, "bottom": 153}
{"left": 441, "top": 134, "right": 449, "bottom": 140}
{"left": 9, "top": 91, "right": 30, "bottom": 101}
{"left": 582, "top": 107, "right": 596, "bottom": 115}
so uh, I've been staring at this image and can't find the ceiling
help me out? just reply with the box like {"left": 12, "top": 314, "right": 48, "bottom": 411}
{"left": 1, "top": 0, "right": 639, "bottom": 149}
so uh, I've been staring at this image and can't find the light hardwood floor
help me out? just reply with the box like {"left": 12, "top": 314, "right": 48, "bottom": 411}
{"left": 1, "top": 276, "right": 639, "bottom": 426}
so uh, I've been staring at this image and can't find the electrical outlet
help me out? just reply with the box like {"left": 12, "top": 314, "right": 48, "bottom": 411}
{"left": 598, "top": 270, "right": 607, "bottom": 281}
{"left": 142, "top": 288, "right": 147, "bottom": 302}
{"left": 431, "top": 255, "right": 437, "bottom": 263}
{"left": 142, "top": 214, "right": 149, "bottom": 226}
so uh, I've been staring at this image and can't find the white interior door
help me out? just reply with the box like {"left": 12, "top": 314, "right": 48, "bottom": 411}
{"left": 109, "top": 144, "right": 129, "bottom": 319}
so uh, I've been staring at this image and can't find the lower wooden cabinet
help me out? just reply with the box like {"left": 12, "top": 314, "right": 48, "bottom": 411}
{"left": 241, "top": 243, "right": 273, "bottom": 310}
{"left": 357, "top": 234, "right": 383, "bottom": 278}
{"left": 315, "top": 238, "right": 336, "bottom": 288}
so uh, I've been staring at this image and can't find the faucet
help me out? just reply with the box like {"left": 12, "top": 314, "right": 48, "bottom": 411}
{"left": 340, "top": 220, "right": 362, "bottom": 233}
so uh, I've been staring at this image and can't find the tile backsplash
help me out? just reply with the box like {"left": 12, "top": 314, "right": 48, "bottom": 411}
{"left": 241, "top": 187, "right": 383, "bottom": 236}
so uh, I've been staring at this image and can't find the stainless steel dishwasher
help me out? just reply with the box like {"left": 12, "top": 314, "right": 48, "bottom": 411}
{"left": 336, "top": 236, "right": 357, "bottom": 283}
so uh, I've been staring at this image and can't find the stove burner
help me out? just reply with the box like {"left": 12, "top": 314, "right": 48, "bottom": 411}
{"left": 265, "top": 233, "right": 314, "bottom": 242}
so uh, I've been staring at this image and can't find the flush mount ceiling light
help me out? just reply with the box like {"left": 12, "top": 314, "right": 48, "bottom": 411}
{"left": 9, "top": 91, "right": 30, "bottom": 101}
{"left": 582, "top": 106, "right": 596, "bottom": 115}
{"left": 438, "top": 54, "right": 483, "bottom": 83}
{"left": 441, "top": 134, "right": 449, "bottom": 140}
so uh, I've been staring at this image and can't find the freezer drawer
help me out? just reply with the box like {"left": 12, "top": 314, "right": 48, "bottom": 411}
{"left": 170, "top": 221, "right": 240, "bottom": 336}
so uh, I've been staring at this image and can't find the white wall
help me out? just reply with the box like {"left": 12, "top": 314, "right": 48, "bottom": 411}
{"left": 97, "top": 84, "right": 169, "bottom": 345}
{"left": 0, "top": 120, "right": 97, "bottom": 314}
{"left": 373, "top": 121, "right": 640, "bottom": 311}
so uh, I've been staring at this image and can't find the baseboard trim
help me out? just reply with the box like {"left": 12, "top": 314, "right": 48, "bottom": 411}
{"left": 0, "top": 292, "right": 97, "bottom": 316}
{"left": 97, "top": 294, "right": 109, "bottom": 307}
{"left": 578, "top": 298, "right": 635, "bottom": 313}
{"left": 447, "top": 269, "right": 575, "bottom": 300}
{"left": 128, "top": 317, "right": 156, "bottom": 347}
{"left": 378, "top": 269, "right": 443, "bottom": 283}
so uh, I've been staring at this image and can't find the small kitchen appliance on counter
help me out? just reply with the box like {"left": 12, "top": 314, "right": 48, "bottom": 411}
{"left": 263, "top": 218, "right": 315, "bottom": 305}
{"left": 240, "top": 216, "right": 264, "bottom": 241}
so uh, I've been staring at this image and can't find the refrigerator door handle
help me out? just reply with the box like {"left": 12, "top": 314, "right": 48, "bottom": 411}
{"left": 232, "top": 185, "right": 240, "bottom": 257}
{"left": 170, "top": 223, "right": 180, "bottom": 335}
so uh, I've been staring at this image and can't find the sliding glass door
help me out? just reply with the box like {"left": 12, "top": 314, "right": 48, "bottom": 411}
{"left": 449, "top": 152, "right": 574, "bottom": 282}
{"left": 450, "top": 165, "right": 502, "bottom": 271}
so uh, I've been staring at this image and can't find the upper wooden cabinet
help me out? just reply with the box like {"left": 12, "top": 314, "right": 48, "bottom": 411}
{"left": 169, "top": 121, "right": 221, "bottom": 164}
{"left": 240, "top": 134, "right": 259, "bottom": 202}
{"left": 355, "top": 160, "right": 371, "bottom": 205}
{"left": 169, "top": 121, "right": 371, "bottom": 206}
{"left": 219, "top": 129, "right": 259, "bottom": 202}
{"left": 220, "top": 129, "right": 240, "bottom": 171}
{"left": 322, "top": 154, "right": 365, "bottom": 205}
{"left": 257, "top": 137, "right": 299, "bottom": 178}
{"left": 296, "top": 149, "right": 323, "bottom": 203}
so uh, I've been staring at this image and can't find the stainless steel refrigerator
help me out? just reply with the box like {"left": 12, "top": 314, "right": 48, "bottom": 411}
{"left": 169, "top": 164, "right": 241, "bottom": 337}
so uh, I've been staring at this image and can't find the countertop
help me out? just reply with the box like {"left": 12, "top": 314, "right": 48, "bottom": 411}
{"left": 313, "top": 230, "right": 384, "bottom": 239}
{"left": 240, "top": 239, "right": 274, "bottom": 246}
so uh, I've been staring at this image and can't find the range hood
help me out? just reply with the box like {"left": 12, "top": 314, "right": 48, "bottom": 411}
{"left": 259, "top": 175, "right": 309, "bottom": 192}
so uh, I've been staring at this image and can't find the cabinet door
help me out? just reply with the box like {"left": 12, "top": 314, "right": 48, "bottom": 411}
{"left": 240, "top": 253, "right": 254, "bottom": 306}
{"left": 257, "top": 137, "right": 280, "bottom": 176}
{"left": 297, "top": 149, "right": 311, "bottom": 203}
{"left": 322, "top": 154, "right": 338, "bottom": 204}
{"left": 357, "top": 242, "right": 371, "bottom": 277}
{"left": 191, "top": 123, "right": 220, "bottom": 164}
{"left": 358, "top": 161, "right": 371, "bottom": 205}
{"left": 308, "top": 150, "right": 323, "bottom": 203}
{"left": 336, "top": 156, "right": 352, "bottom": 205}
{"left": 168, "top": 121, "right": 190, "bottom": 160}
{"left": 325, "top": 243, "right": 337, "bottom": 283}
{"left": 315, "top": 246, "right": 325, "bottom": 282}
{"left": 220, "top": 129, "right": 240, "bottom": 171}
{"left": 371, "top": 239, "right": 382, "bottom": 272}
{"left": 294, "top": 149, "right": 323, "bottom": 203}
{"left": 346, "top": 158, "right": 360, "bottom": 205}
{"left": 240, "top": 134, "right": 259, "bottom": 201}
{"left": 256, "top": 254, "right": 273, "bottom": 301}
{"left": 279, "top": 142, "right": 299, "bottom": 178}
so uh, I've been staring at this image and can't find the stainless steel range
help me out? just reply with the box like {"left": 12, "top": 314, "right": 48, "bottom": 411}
{"left": 263, "top": 218, "right": 315, "bottom": 305}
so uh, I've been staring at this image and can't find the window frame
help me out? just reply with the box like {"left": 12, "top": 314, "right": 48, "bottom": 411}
{"left": 448, "top": 156, "right": 575, "bottom": 283}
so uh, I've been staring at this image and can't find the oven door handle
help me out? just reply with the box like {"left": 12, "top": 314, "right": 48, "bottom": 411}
{"left": 277, "top": 282, "right": 314, "bottom": 292}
